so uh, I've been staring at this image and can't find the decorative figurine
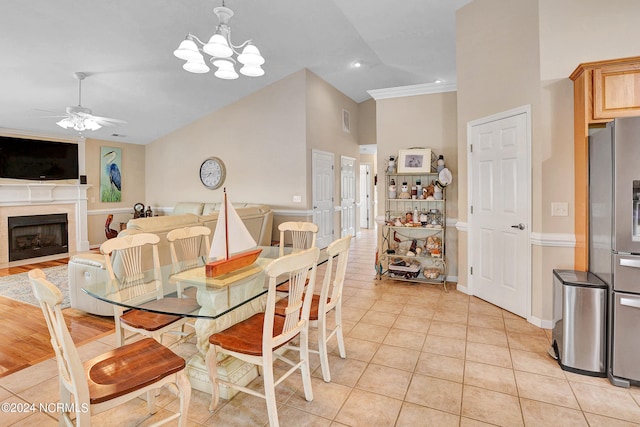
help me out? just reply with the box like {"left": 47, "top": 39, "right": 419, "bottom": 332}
{"left": 398, "top": 182, "right": 411, "bottom": 199}
{"left": 388, "top": 179, "right": 397, "bottom": 199}
{"left": 437, "top": 155, "right": 445, "bottom": 172}
{"left": 387, "top": 156, "right": 396, "bottom": 174}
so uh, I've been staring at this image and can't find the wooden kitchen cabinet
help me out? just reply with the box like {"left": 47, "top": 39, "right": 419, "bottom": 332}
{"left": 571, "top": 56, "right": 640, "bottom": 270}
{"left": 593, "top": 63, "right": 640, "bottom": 119}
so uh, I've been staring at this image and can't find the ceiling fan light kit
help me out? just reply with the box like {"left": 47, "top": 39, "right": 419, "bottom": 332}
{"left": 173, "top": 3, "right": 265, "bottom": 80}
{"left": 56, "top": 72, "right": 125, "bottom": 132}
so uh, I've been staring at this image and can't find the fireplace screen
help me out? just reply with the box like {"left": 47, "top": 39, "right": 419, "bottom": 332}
{"left": 8, "top": 214, "right": 69, "bottom": 261}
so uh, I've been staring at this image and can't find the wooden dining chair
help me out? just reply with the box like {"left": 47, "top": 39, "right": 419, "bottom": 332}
{"left": 28, "top": 269, "right": 191, "bottom": 427}
{"left": 101, "top": 233, "right": 199, "bottom": 347}
{"left": 167, "top": 225, "right": 211, "bottom": 298}
{"left": 278, "top": 221, "right": 318, "bottom": 257}
{"left": 276, "top": 235, "right": 352, "bottom": 382}
{"left": 205, "top": 247, "right": 320, "bottom": 427}
{"left": 277, "top": 221, "right": 318, "bottom": 293}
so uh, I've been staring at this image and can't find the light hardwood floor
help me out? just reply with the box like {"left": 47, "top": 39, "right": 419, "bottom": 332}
{"left": 0, "top": 257, "right": 114, "bottom": 378}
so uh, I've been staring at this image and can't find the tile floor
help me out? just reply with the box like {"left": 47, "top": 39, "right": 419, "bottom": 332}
{"left": 2, "top": 228, "right": 640, "bottom": 426}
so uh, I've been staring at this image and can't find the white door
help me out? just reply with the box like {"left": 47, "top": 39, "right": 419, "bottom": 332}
{"left": 359, "top": 164, "right": 372, "bottom": 229}
{"left": 312, "top": 150, "right": 334, "bottom": 248}
{"left": 469, "top": 107, "right": 530, "bottom": 318}
{"left": 340, "top": 156, "right": 356, "bottom": 237}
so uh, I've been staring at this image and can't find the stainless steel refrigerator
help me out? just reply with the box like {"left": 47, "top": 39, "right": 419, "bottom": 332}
{"left": 589, "top": 116, "right": 640, "bottom": 387}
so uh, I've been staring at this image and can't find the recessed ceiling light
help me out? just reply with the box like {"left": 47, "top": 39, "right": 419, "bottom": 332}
{"left": 352, "top": 61, "right": 362, "bottom": 68}
{"left": 434, "top": 79, "right": 443, "bottom": 84}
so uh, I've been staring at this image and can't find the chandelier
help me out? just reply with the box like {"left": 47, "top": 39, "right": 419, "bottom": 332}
{"left": 173, "top": 2, "right": 265, "bottom": 80}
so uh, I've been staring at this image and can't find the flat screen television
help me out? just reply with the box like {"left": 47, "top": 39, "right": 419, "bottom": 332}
{"left": 0, "top": 136, "right": 79, "bottom": 181}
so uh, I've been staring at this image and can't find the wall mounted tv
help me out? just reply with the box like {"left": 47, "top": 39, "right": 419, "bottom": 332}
{"left": 0, "top": 136, "right": 79, "bottom": 181}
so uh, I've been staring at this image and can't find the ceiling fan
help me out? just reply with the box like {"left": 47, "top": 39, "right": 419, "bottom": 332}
{"left": 55, "top": 72, "right": 126, "bottom": 132}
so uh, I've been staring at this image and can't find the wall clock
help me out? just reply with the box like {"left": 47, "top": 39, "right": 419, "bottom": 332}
{"left": 199, "top": 157, "right": 226, "bottom": 189}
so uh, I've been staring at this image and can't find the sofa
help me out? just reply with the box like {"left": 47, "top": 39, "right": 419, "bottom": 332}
{"left": 68, "top": 203, "right": 273, "bottom": 315}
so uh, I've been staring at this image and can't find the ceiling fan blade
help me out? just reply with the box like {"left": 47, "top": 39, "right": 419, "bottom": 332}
{"left": 89, "top": 115, "right": 127, "bottom": 124}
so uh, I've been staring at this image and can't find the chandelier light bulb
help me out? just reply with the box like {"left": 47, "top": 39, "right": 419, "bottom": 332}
{"left": 238, "top": 44, "right": 265, "bottom": 66}
{"left": 214, "top": 59, "right": 239, "bottom": 79}
{"left": 175, "top": 4, "right": 264, "bottom": 79}
{"left": 204, "top": 33, "right": 233, "bottom": 58}
{"left": 183, "top": 57, "right": 211, "bottom": 73}
{"left": 173, "top": 38, "right": 201, "bottom": 61}
{"left": 240, "top": 64, "right": 265, "bottom": 77}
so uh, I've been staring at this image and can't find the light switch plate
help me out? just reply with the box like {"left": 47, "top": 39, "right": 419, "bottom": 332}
{"left": 551, "top": 202, "right": 568, "bottom": 217}
{"left": 292, "top": 195, "right": 302, "bottom": 203}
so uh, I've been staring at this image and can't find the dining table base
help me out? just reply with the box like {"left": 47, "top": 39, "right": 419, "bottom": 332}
{"left": 185, "top": 288, "right": 267, "bottom": 399}
{"left": 186, "top": 352, "right": 258, "bottom": 400}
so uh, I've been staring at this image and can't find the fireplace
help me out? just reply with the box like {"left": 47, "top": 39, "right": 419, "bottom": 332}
{"left": 8, "top": 213, "right": 69, "bottom": 261}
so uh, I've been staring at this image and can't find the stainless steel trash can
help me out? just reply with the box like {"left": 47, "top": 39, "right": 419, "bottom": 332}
{"left": 550, "top": 269, "right": 607, "bottom": 377}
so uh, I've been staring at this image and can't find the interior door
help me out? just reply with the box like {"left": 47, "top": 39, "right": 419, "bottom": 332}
{"left": 312, "top": 150, "right": 334, "bottom": 248}
{"left": 340, "top": 156, "right": 356, "bottom": 237}
{"left": 469, "top": 108, "right": 530, "bottom": 318}
{"left": 359, "top": 164, "right": 372, "bottom": 229}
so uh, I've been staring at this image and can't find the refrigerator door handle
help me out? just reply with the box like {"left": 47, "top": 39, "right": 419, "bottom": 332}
{"left": 620, "top": 297, "right": 640, "bottom": 309}
{"left": 619, "top": 258, "right": 640, "bottom": 269}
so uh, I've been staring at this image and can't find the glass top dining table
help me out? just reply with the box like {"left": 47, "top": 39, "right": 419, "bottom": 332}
{"left": 82, "top": 246, "right": 328, "bottom": 320}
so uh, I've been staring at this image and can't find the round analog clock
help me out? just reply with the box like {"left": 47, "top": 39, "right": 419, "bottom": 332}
{"left": 199, "top": 157, "right": 226, "bottom": 189}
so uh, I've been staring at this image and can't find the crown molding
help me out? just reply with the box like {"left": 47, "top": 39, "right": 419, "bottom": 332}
{"left": 368, "top": 82, "right": 457, "bottom": 100}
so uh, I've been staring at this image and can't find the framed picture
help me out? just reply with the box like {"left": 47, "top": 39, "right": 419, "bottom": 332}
{"left": 100, "top": 146, "right": 122, "bottom": 202}
{"left": 397, "top": 148, "right": 432, "bottom": 173}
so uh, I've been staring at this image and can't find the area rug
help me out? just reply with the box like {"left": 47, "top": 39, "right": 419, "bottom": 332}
{"left": 0, "top": 265, "right": 69, "bottom": 308}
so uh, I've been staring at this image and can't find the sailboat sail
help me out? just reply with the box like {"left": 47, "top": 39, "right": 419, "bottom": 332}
{"left": 209, "top": 195, "right": 258, "bottom": 260}
{"left": 205, "top": 190, "right": 263, "bottom": 279}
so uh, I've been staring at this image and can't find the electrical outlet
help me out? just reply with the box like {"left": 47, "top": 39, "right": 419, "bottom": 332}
{"left": 551, "top": 202, "right": 568, "bottom": 217}
{"left": 292, "top": 195, "right": 302, "bottom": 203}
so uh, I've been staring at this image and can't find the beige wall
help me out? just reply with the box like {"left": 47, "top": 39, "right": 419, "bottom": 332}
{"left": 144, "top": 69, "right": 362, "bottom": 243}
{"left": 358, "top": 99, "right": 377, "bottom": 146}
{"left": 375, "top": 91, "right": 459, "bottom": 278}
{"left": 456, "top": 0, "right": 640, "bottom": 323}
{"left": 145, "top": 70, "right": 307, "bottom": 210}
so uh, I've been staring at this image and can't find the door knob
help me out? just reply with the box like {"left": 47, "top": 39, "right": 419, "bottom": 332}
{"left": 511, "top": 223, "right": 525, "bottom": 230}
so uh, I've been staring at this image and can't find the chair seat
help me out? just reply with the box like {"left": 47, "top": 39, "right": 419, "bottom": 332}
{"left": 276, "top": 277, "right": 309, "bottom": 293}
{"left": 209, "top": 313, "right": 286, "bottom": 356}
{"left": 120, "top": 297, "right": 200, "bottom": 330}
{"left": 86, "top": 338, "right": 186, "bottom": 404}
{"left": 275, "top": 294, "right": 327, "bottom": 321}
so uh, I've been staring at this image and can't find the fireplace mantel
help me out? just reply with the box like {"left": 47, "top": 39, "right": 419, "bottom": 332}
{"left": 0, "top": 183, "right": 91, "bottom": 263}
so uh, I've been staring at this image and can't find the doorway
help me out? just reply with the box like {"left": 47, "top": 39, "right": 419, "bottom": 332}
{"left": 360, "top": 163, "right": 373, "bottom": 229}
{"left": 468, "top": 106, "right": 531, "bottom": 318}
{"left": 340, "top": 156, "right": 356, "bottom": 237}
{"left": 312, "top": 150, "right": 335, "bottom": 248}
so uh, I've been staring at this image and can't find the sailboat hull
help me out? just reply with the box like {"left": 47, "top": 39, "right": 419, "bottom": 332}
{"left": 205, "top": 248, "right": 263, "bottom": 278}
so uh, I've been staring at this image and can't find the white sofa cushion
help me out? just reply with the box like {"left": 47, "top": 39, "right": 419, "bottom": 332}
{"left": 171, "top": 202, "right": 204, "bottom": 215}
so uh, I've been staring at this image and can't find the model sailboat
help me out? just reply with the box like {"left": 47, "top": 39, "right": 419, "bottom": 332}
{"left": 205, "top": 189, "right": 263, "bottom": 277}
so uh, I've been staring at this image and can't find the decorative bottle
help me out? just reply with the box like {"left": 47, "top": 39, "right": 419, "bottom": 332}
{"left": 437, "top": 155, "right": 445, "bottom": 172}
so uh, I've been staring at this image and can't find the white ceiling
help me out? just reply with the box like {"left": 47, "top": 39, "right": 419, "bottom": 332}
{"left": 0, "top": 0, "right": 469, "bottom": 144}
